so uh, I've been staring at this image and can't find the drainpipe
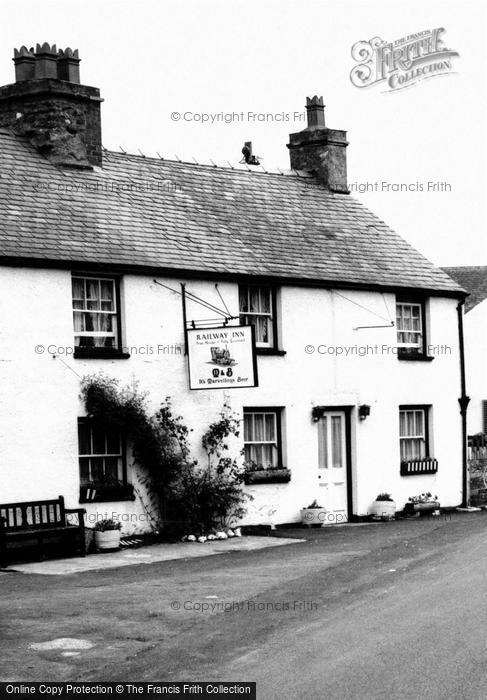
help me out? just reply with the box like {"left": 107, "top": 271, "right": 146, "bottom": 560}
{"left": 457, "top": 298, "right": 470, "bottom": 507}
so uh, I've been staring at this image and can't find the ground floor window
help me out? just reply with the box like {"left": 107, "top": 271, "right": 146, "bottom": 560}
{"left": 399, "top": 406, "right": 430, "bottom": 461}
{"left": 78, "top": 418, "right": 125, "bottom": 486}
{"left": 243, "top": 408, "right": 282, "bottom": 469}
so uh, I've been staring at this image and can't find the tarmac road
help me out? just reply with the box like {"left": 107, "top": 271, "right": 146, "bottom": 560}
{"left": 2, "top": 513, "right": 487, "bottom": 699}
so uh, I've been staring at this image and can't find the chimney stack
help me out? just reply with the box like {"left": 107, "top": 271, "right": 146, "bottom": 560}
{"left": 287, "top": 96, "right": 348, "bottom": 193}
{"left": 0, "top": 43, "right": 103, "bottom": 168}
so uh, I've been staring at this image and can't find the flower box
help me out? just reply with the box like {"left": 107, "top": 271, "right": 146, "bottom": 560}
{"left": 79, "top": 483, "right": 135, "bottom": 503}
{"left": 404, "top": 501, "right": 440, "bottom": 515}
{"left": 243, "top": 468, "right": 291, "bottom": 485}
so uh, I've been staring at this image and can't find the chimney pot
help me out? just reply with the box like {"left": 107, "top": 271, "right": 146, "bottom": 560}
{"left": 13, "top": 46, "right": 35, "bottom": 82}
{"left": 34, "top": 43, "right": 58, "bottom": 79}
{"left": 305, "top": 95, "right": 325, "bottom": 129}
{"left": 57, "top": 47, "right": 81, "bottom": 83}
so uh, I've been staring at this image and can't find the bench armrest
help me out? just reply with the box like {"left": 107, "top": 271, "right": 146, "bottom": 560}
{"left": 65, "top": 508, "right": 86, "bottom": 515}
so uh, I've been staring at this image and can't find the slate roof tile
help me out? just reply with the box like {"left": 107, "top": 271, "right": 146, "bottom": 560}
{"left": 0, "top": 130, "right": 464, "bottom": 295}
{"left": 441, "top": 267, "right": 487, "bottom": 311}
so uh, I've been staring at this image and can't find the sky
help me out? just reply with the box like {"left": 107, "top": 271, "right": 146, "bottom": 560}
{"left": 0, "top": 0, "right": 485, "bottom": 266}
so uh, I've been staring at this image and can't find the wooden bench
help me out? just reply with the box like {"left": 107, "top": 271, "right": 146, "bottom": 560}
{"left": 0, "top": 495, "right": 86, "bottom": 567}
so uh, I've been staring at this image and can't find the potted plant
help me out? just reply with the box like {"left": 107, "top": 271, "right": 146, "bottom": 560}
{"left": 405, "top": 492, "right": 440, "bottom": 516}
{"left": 301, "top": 500, "right": 327, "bottom": 527}
{"left": 93, "top": 518, "right": 122, "bottom": 551}
{"left": 370, "top": 493, "right": 396, "bottom": 521}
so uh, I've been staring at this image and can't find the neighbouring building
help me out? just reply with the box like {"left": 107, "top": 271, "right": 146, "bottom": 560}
{"left": 0, "top": 44, "right": 468, "bottom": 533}
{"left": 442, "top": 267, "right": 487, "bottom": 436}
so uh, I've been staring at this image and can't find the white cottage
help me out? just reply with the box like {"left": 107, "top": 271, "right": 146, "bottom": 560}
{"left": 0, "top": 44, "right": 468, "bottom": 534}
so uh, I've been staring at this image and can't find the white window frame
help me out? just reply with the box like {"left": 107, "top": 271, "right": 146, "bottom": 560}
{"left": 239, "top": 285, "right": 275, "bottom": 348}
{"left": 72, "top": 276, "right": 119, "bottom": 349}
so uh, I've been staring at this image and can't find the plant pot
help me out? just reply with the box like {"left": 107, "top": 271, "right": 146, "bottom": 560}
{"left": 94, "top": 529, "right": 121, "bottom": 552}
{"left": 301, "top": 507, "right": 327, "bottom": 527}
{"left": 406, "top": 501, "right": 440, "bottom": 515}
{"left": 370, "top": 500, "right": 396, "bottom": 521}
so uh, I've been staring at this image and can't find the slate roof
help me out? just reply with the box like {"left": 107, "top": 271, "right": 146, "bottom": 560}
{"left": 441, "top": 267, "right": 487, "bottom": 311}
{"left": 0, "top": 128, "right": 464, "bottom": 296}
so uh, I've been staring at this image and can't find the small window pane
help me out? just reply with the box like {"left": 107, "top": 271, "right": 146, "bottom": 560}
{"left": 78, "top": 423, "right": 91, "bottom": 455}
{"left": 265, "top": 414, "right": 275, "bottom": 441}
{"left": 79, "top": 458, "right": 90, "bottom": 483}
{"left": 249, "top": 288, "right": 260, "bottom": 313}
{"left": 244, "top": 414, "right": 252, "bottom": 442}
{"left": 332, "top": 416, "right": 343, "bottom": 468}
{"left": 92, "top": 425, "right": 106, "bottom": 455}
{"left": 103, "top": 457, "right": 119, "bottom": 482}
{"left": 91, "top": 457, "right": 104, "bottom": 482}
{"left": 106, "top": 428, "right": 121, "bottom": 455}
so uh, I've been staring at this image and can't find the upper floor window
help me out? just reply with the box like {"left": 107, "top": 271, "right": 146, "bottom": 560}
{"left": 72, "top": 276, "right": 121, "bottom": 354}
{"left": 396, "top": 296, "right": 426, "bottom": 356}
{"left": 239, "top": 285, "right": 276, "bottom": 349}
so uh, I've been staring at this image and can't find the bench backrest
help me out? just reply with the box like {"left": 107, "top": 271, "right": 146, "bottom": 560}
{"left": 0, "top": 496, "right": 66, "bottom": 531}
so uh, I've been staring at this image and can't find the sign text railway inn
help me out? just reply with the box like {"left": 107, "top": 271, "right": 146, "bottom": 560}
{"left": 0, "top": 44, "right": 468, "bottom": 532}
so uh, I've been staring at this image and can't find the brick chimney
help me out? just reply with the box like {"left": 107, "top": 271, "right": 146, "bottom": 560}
{"left": 0, "top": 44, "right": 103, "bottom": 168}
{"left": 287, "top": 96, "right": 348, "bottom": 193}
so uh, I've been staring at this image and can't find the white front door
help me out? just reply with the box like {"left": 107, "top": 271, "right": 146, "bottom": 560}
{"left": 317, "top": 411, "right": 348, "bottom": 523}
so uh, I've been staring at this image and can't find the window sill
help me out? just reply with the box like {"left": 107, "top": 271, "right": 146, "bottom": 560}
{"left": 79, "top": 484, "right": 135, "bottom": 503}
{"left": 74, "top": 349, "right": 131, "bottom": 360}
{"left": 397, "top": 353, "right": 434, "bottom": 362}
{"left": 256, "top": 348, "right": 287, "bottom": 356}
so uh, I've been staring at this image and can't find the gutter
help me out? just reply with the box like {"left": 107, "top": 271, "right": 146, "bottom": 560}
{"left": 457, "top": 298, "right": 470, "bottom": 507}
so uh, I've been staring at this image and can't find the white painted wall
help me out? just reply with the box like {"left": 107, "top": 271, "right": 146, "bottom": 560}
{"left": 0, "top": 266, "right": 464, "bottom": 532}
{"left": 462, "top": 299, "right": 487, "bottom": 435}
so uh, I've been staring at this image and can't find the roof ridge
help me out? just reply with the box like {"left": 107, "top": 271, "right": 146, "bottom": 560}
{"left": 103, "top": 148, "right": 319, "bottom": 180}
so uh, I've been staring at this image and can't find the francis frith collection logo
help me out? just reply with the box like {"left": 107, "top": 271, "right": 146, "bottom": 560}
{"left": 350, "top": 28, "right": 459, "bottom": 92}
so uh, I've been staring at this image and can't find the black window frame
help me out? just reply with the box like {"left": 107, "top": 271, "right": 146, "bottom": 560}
{"left": 399, "top": 404, "right": 431, "bottom": 461}
{"left": 72, "top": 272, "right": 130, "bottom": 359}
{"left": 395, "top": 294, "right": 433, "bottom": 362}
{"left": 77, "top": 417, "right": 133, "bottom": 503}
{"left": 243, "top": 407, "right": 284, "bottom": 469}
{"left": 238, "top": 285, "right": 285, "bottom": 356}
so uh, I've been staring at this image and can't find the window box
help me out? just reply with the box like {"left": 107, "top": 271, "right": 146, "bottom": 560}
{"left": 397, "top": 350, "right": 434, "bottom": 362}
{"left": 74, "top": 347, "right": 130, "bottom": 360}
{"left": 244, "top": 467, "right": 291, "bottom": 485}
{"left": 400, "top": 458, "right": 438, "bottom": 476}
{"left": 80, "top": 482, "right": 135, "bottom": 503}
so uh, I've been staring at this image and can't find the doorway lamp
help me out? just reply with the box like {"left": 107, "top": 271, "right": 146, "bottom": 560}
{"left": 358, "top": 404, "right": 371, "bottom": 421}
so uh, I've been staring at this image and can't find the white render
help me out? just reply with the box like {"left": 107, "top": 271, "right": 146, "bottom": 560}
{"left": 462, "top": 299, "right": 487, "bottom": 435}
{"left": 0, "top": 265, "right": 464, "bottom": 532}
